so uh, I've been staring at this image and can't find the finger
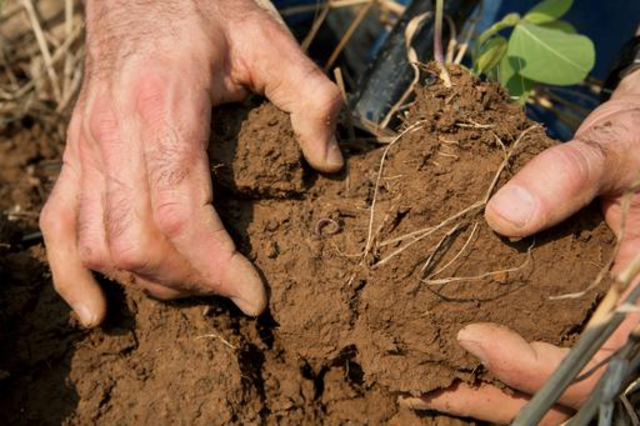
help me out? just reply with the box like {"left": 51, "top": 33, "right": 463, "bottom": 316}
{"left": 602, "top": 194, "right": 640, "bottom": 273}
{"left": 76, "top": 125, "right": 114, "bottom": 275}
{"left": 75, "top": 126, "right": 193, "bottom": 301}
{"left": 133, "top": 76, "right": 267, "bottom": 315}
{"left": 40, "top": 165, "right": 107, "bottom": 328}
{"left": 456, "top": 322, "right": 640, "bottom": 408}
{"left": 401, "top": 382, "right": 572, "bottom": 426}
{"left": 241, "top": 18, "right": 344, "bottom": 173}
{"left": 84, "top": 87, "right": 206, "bottom": 292}
{"left": 486, "top": 107, "right": 640, "bottom": 238}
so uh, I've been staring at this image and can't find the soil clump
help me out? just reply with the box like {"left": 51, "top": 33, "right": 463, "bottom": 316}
{"left": 0, "top": 67, "right": 613, "bottom": 424}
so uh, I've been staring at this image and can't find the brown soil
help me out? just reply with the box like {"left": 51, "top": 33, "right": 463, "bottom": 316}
{"left": 1, "top": 67, "right": 614, "bottom": 424}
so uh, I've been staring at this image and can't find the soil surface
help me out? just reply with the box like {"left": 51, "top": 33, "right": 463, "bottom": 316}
{"left": 1, "top": 67, "right": 614, "bottom": 425}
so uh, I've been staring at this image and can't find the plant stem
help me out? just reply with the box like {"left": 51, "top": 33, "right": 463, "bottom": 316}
{"left": 433, "top": 0, "right": 451, "bottom": 87}
{"left": 434, "top": 0, "right": 445, "bottom": 65}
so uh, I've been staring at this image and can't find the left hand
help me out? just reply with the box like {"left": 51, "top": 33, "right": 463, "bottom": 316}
{"left": 404, "top": 70, "right": 640, "bottom": 424}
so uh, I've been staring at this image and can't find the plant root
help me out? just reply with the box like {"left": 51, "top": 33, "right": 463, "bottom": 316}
{"left": 373, "top": 125, "right": 538, "bottom": 268}
{"left": 428, "top": 221, "right": 479, "bottom": 279}
{"left": 421, "top": 240, "right": 534, "bottom": 286}
{"left": 195, "top": 333, "right": 238, "bottom": 351}
{"left": 363, "top": 121, "right": 426, "bottom": 258}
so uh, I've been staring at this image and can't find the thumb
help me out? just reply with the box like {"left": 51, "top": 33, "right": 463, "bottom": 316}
{"left": 242, "top": 19, "right": 344, "bottom": 173}
{"left": 486, "top": 102, "right": 640, "bottom": 238}
{"left": 457, "top": 321, "right": 638, "bottom": 408}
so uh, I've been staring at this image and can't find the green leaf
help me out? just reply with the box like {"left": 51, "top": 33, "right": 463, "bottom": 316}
{"left": 475, "top": 36, "right": 508, "bottom": 74}
{"left": 508, "top": 22, "right": 595, "bottom": 85}
{"left": 477, "top": 13, "right": 521, "bottom": 46}
{"left": 524, "top": 0, "right": 573, "bottom": 24}
{"left": 540, "top": 20, "right": 576, "bottom": 34}
{"left": 498, "top": 55, "right": 534, "bottom": 102}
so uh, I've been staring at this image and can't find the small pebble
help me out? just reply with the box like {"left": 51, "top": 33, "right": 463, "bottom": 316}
{"left": 265, "top": 220, "right": 279, "bottom": 232}
{"left": 265, "top": 240, "right": 279, "bottom": 259}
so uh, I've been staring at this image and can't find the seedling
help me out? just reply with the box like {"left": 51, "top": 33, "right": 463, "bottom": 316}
{"left": 473, "top": 0, "right": 595, "bottom": 103}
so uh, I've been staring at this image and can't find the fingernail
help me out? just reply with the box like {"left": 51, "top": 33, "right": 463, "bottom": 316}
{"left": 458, "top": 327, "right": 490, "bottom": 367}
{"left": 488, "top": 185, "right": 537, "bottom": 228}
{"left": 398, "top": 396, "right": 431, "bottom": 410}
{"left": 73, "top": 302, "right": 97, "bottom": 328}
{"left": 230, "top": 296, "right": 264, "bottom": 317}
{"left": 325, "top": 137, "right": 344, "bottom": 169}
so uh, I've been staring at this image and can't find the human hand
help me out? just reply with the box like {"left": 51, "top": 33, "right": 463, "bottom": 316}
{"left": 404, "top": 70, "right": 640, "bottom": 424}
{"left": 39, "top": 0, "right": 344, "bottom": 327}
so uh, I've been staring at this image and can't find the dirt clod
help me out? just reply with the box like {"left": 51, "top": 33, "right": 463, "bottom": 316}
{"left": 1, "top": 67, "right": 613, "bottom": 424}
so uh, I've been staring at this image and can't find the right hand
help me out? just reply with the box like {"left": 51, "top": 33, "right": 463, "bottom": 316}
{"left": 405, "top": 69, "right": 640, "bottom": 424}
{"left": 39, "top": 0, "right": 344, "bottom": 326}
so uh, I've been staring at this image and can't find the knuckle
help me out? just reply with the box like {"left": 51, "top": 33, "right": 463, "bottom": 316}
{"left": 153, "top": 201, "right": 189, "bottom": 238}
{"left": 39, "top": 201, "right": 58, "bottom": 237}
{"left": 303, "top": 70, "right": 343, "bottom": 119}
{"left": 78, "top": 243, "right": 105, "bottom": 271}
{"left": 76, "top": 225, "right": 107, "bottom": 271}
{"left": 318, "top": 83, "right": 343, "bottom": 113}
{"left": 251, "top": 16, "right": 290, "bottom": 44}
{"left": 110, "top": 242, "right": 150, "bottom": 272}
{"left": 550, "top": 141, "right": 606, "bottom": 191}
{"left": 51, "top": 275, "right": 70, "bottom": 295}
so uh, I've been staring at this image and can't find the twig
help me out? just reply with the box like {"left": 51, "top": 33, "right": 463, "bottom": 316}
{"left": 324, "top": 1, "right": 375, "bottom": 71}
{"left": 444, "top": 15, "right": 457, "bottom": 64}
{"left": 483, "top": 125, "right": 538, "bottom": 203}
{"left": 429, "top": 221, "right": 479, "bottom": 279}
{"left": 4, "top": 20, "right": 83, "bottom": 103}
{"left": 21, "top": 0, "right": 61, "bottom": 102}
{"left": 379, "top": 12, "right": 433, "bottom": 129}
{"left": 333, "top": 67, "right": 356, "bottom": 144}
{"left": 422, "top": 240, "right": 534, "bottom": 286}
{"left": 456, "top": 120, "right": 495, "bottom": 129}
{"left": 433, "top": 0, "right": 451, "bottom": 87}
{"left": 420, "top": 223, "right": 462, "bottom": 275}
{"left": 301, "top": 2, "right": 330, "bottom": 52}
{"left": 453, "top": 11, "right": 479, "bottom": 65}
{"left": 364, "top": 121, "right": 425, "bottom": 257}
{"left": 195, "top": 333, "right": 238, "bottom": 351}
{"left": 56, "top": 48, "right": 83, "bottom": 113}
{"left": 62, "top": 0, "right": 74, "bottom": 99}
{"left": 374, "top": 200, "right": 483, "bottom": 267}
{"left": 0, "top": 2, "right": 24, "bottom": 22}
{"left": 620, "top": 394, "right": 640, "bottom": 426}
{"left": 279, "top": 0, "right": 405, "bottom": 17}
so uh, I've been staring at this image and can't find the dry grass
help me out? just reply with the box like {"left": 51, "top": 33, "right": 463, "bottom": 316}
{"left": 1, "top": 0, "right": 83, "bottom": 140}
{"left": 0, "top": 0, "right": 410, "bottom": 141}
